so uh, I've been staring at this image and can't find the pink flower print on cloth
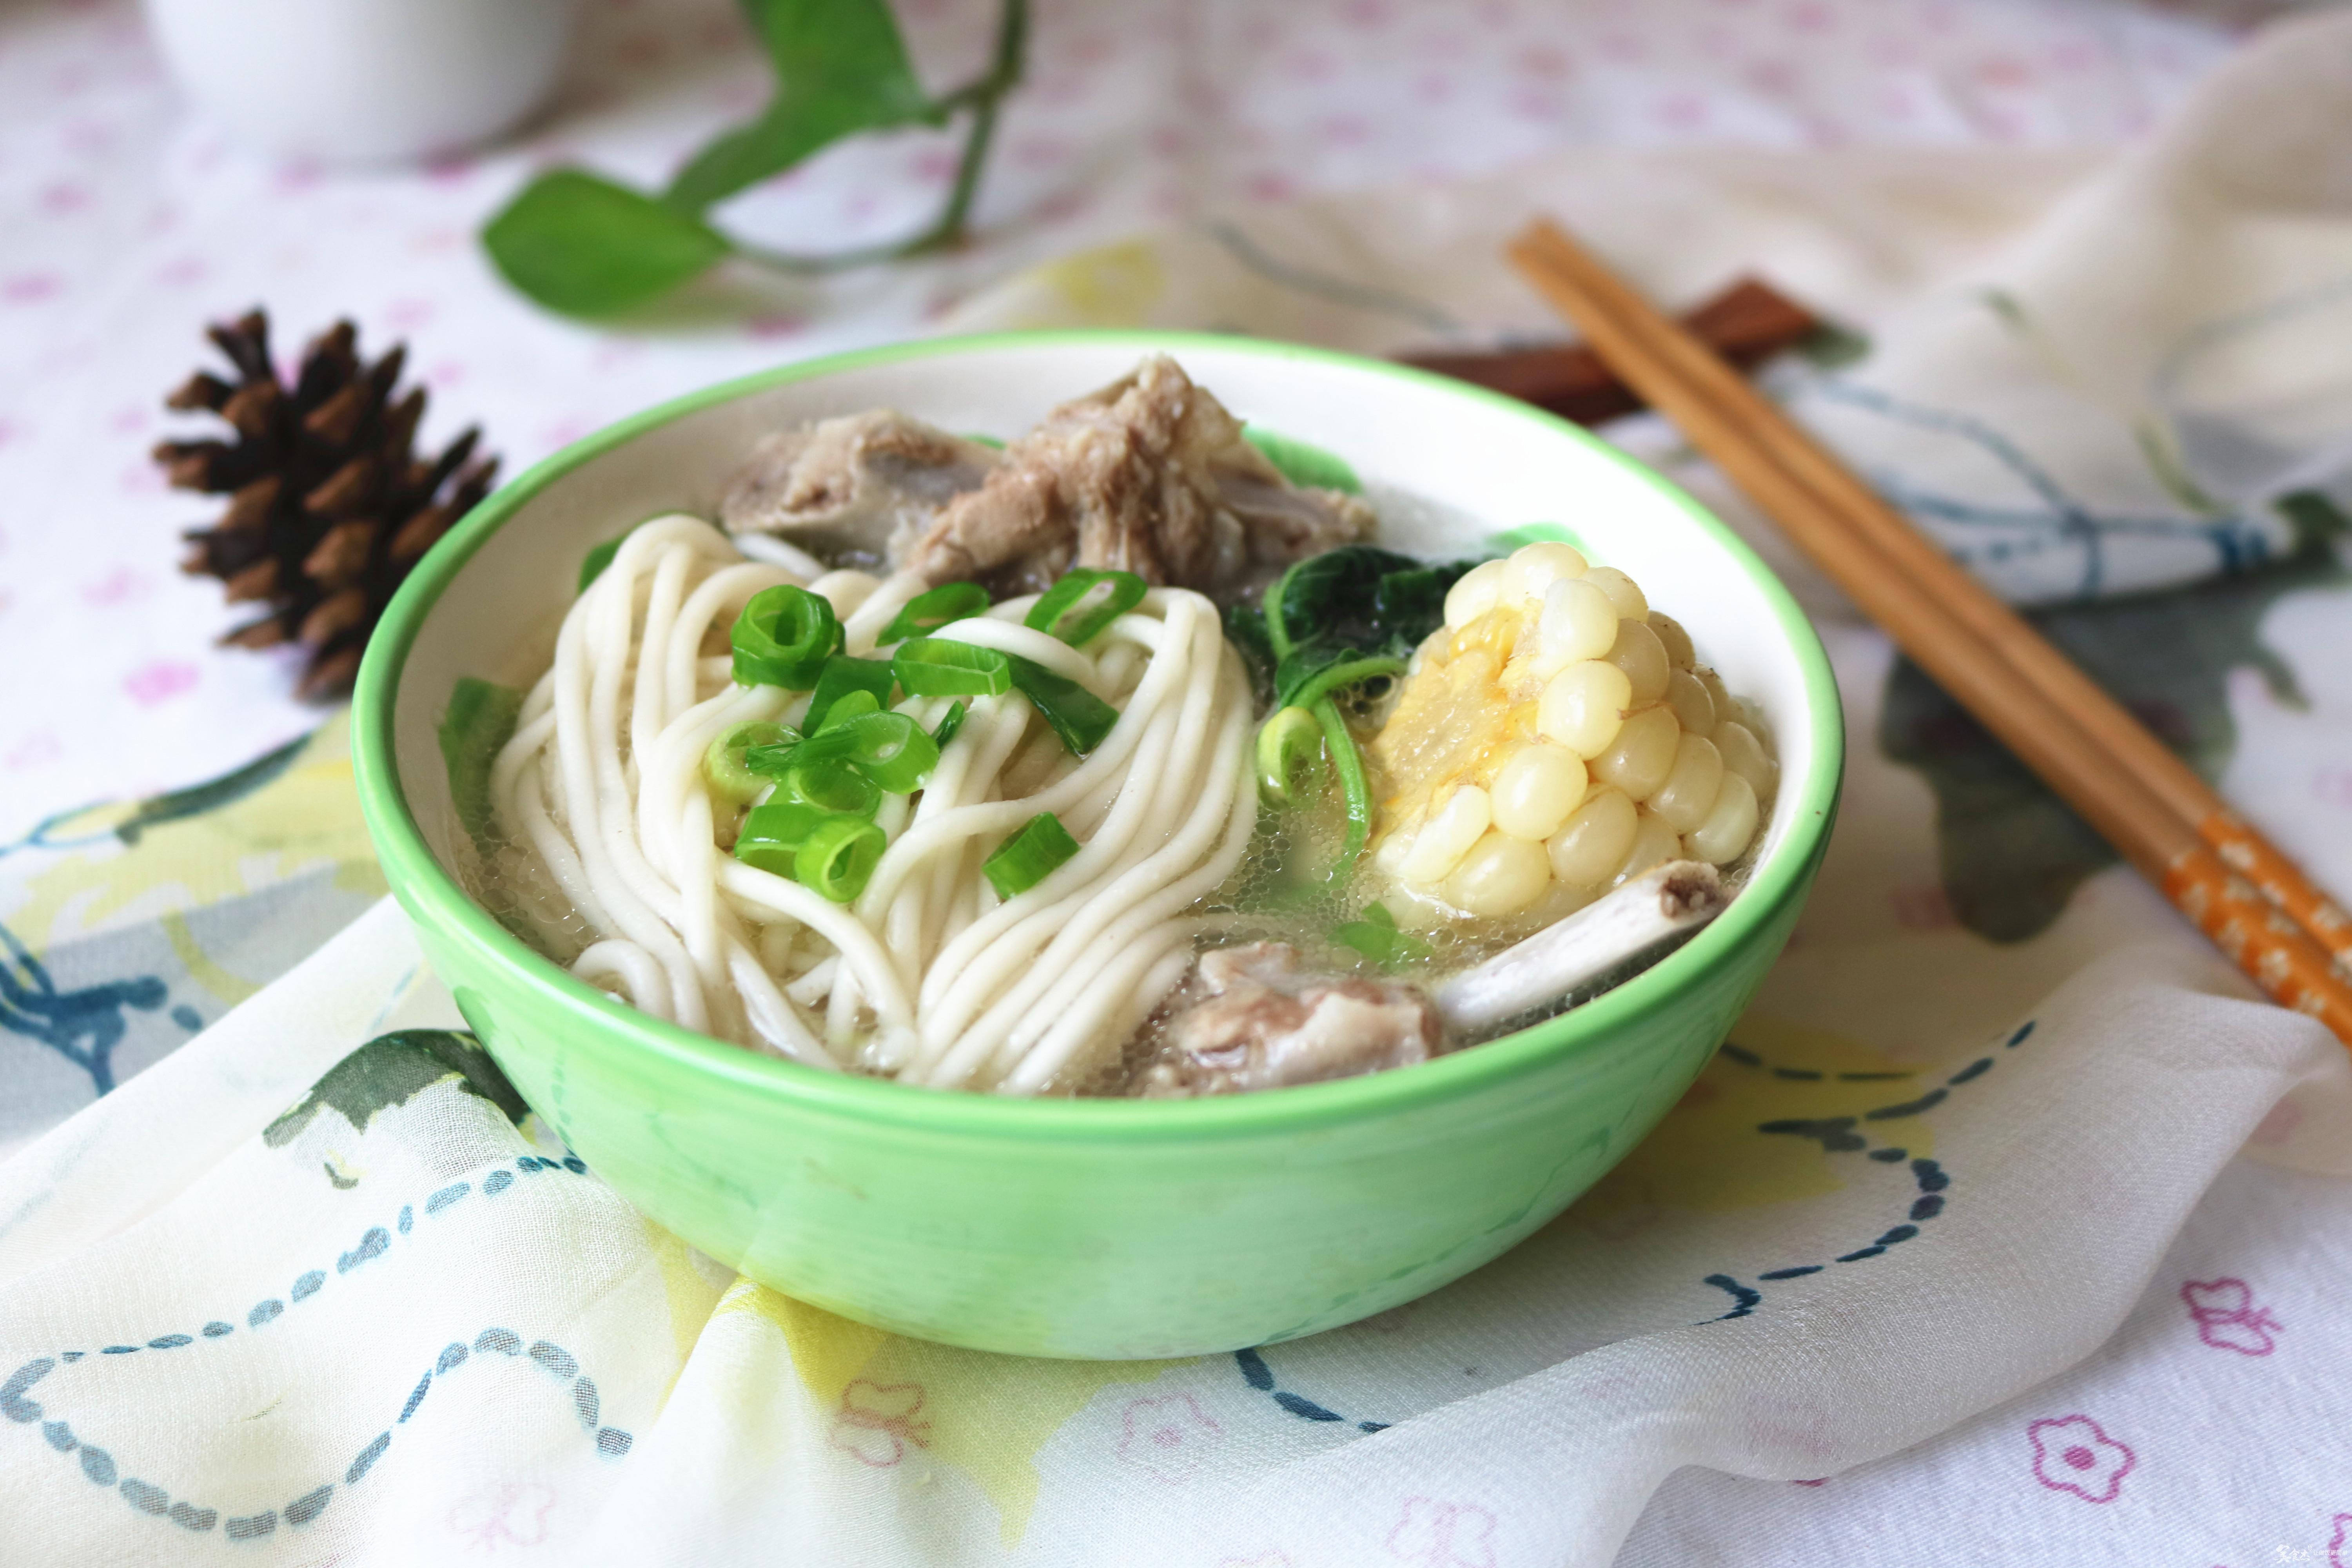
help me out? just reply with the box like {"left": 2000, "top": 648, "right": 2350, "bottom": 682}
{"left": 1387, "top": 1497, "right": 1498, "bottom": 1568}
{"left": 2027, "top": 1415, "right": 2136, "bottom": 1503}
{"left": 2328, "top": 1512, "right": 2352, "bottom": 1568}
{"left": 2181, "top": 1277, "right": 2283, "bottom": 1356}
{"left": 1116, "top": 1392, "right": 1222, "bottom": 1483}
{"left": 447, "top": 1480, "right": 557, "bottom": 1549}
{"left": 830, "top": 1378, "right": 932, "bottom": 1468}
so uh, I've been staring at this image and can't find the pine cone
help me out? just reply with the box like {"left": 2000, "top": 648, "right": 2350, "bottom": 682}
{"left": 161, "top": 309, "right": 499, "bottom": 701}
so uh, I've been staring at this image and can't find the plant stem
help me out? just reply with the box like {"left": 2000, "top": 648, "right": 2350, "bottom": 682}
{"left": 732, "top": 0, "right": 1028, "bottom": 276}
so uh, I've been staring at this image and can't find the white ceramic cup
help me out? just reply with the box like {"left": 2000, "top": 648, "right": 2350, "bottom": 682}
{"left": 143, "top": 0, "right": 576, "bottom": 166}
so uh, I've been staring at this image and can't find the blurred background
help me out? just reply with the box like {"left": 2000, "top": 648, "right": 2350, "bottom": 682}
{"left": 0, "top": 0, "right": 2328, "bottom": 837}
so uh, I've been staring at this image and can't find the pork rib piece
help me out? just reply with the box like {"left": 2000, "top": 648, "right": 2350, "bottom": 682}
{"left": 1139, "top": 942, "right": 1444, "bottom": 1098}
{"left": 899, "top": 356, "right": 1374, "bottom": 598}
{"left": 718, "top": 409, "right": 1000, "bottom": 567}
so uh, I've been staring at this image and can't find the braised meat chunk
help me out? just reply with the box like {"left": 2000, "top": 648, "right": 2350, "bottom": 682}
{"left": 1140, "top": 942, "right": 1445, "bottom": 1097}
{"left": 718, "top": 409, "right": 1000, "bottom": 567}
{"left": 898, "top": 356, "right": 1375, "bottom": 598}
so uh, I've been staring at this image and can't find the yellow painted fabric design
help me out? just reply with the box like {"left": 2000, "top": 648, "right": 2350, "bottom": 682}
{"left": 7, "top": 713, "right": 381, "bottom": 950}
{"left": 1574, "top": 1013, "right": 1935, "bottom": 1224}
{"left": 992, "top": 240, "right": 1165, "bottom": 330}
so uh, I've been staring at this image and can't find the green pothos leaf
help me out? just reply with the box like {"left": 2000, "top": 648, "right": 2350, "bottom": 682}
{"left": 264, "top": 1030, "right": 528, "bottom": 1150}
{"left": 482, "top": 171, "right": 733, "bottom": 317}
{"left": 665, "top": 0, "right": 939, "bottom": 210}
{"left": 1882, "top": 517, "right": 2348, "bottom": 943}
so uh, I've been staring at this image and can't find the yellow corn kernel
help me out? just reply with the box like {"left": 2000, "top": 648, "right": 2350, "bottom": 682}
{"left": 1536, "top": 660, "right": 1632, "bottom": 758}
{"left": 1400, "top": 783, "right": 1492, "bottom": 886}
{"left": 1647, "top": 731, "right": 1724, "bottom": 834}
{"left": 1686, "top": 771, "right": 1759, "bottom": 864}
{"left": 1590, "top": 705, "right": 1679, "bottom": 800}
{"left": 1584, "top": 566, "right": 1648, "bottom": 619}
{"left": 1545, "top": 787, "right": 1638, "bottom": 888}
{"left": 1613, "top": 808, "right": 1682, "bottom": 886}
{"left": 1697, "top": 666, "right": 1735, "bottom": 719}
{"left": 1501, "top": 541, "right": 1589, "bottom": 605}
{"left": 1534, "top": 577, "right": 1619, "bottom": 675}
{"left": 1715, "top": 719, "right": 1778, "bottom": 800}
{"left": 1604, "top": 618, "right": 1670, "bottom": 706}
{"left": 1445, "top": 829, "right": 1553, "bottom": 916}
{"left": 1665, "top": 668, "right": 1715, "bottom": 736}
{"left": 1490, "top": 741, "right": 1588, "bottom": 841}
{"left": 1647, "top": 611, "right": 1697, "bottom": 670}
{"left": 1443, "top": 559, "right": 1509, "bottom": 629}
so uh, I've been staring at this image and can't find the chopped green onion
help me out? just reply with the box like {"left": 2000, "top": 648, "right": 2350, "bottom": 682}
{"left": 803, "top": 655, "right": 896, "bottom": 734}
{"left": 1254, "top": 706, "right": 1328, "bottom": 806}
{"left": 731, "top": 584, "right": 842, "bottom": 690}
{"left": 1025, "top": 568, "right": 1147, "bottom": 648}
{"left": 733, "top": 801, "right": 829, "bottom": 878}
{"left": 1332, "top": 902, "right": 1431, "bottom": 969}
{"left": 878, "top": 582, "right": 991, "bottom": 645}
{"left": 440, "top": 677, "right": 523, "bottom": 844}
{"left": 797, "top": 815, "right": 886, "bottom": 903}
{"left": 788, "top": 711, "right": 938, "bottom": 793}
{"left": 1006, "top": 654, "right": 1120, "bottom": 756}
{"left": 777, "top": 757, "right": 882, "bottom": 819}
{"left": 1276, "top": 653, "right": 1407, "bottom": 714}
{"left": 931, "top": 700, "right": 969, "bottom": 750}
{"left": 702, "top": 720, "right": 799, "bottom": 806}
{"left": 984, "top": 811, "right": 1080, "bottom": 898}
{"left": 893, "top": 637, "right": 1013, "bottom": 697}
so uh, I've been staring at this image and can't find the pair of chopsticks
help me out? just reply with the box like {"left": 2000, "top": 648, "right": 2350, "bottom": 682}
{"left": 1506, "top": 219, "right": 2352, "bottom": 1048}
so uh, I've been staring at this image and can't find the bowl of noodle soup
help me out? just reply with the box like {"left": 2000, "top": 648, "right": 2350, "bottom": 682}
{"left": 352, "top": 333, "right": 1841, "bottom": 1359}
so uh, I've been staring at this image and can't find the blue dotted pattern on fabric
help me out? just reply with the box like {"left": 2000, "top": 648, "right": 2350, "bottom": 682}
{"left": 0, "top": 1150, "right": 628, "bottom": 1536}
{"left": 1699, "top": 1018, "right": 2035, "bottom": 1321}
{"left": 1234, "top": 1347, "right": 1391, "bottom": 1435}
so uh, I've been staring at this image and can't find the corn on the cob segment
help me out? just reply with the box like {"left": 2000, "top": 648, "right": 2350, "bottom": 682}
{"left": 1368, "top": 540, "right": 1776, "bottom": 926}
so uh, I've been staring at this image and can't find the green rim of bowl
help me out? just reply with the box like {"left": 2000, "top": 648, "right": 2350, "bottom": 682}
{"left": 352, "top": 330, "right": 1844, "bottom": 1142}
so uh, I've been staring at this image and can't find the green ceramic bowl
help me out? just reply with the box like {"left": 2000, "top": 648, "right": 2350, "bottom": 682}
{"left": 352, "top": 332, "right": 1842, "bottom": 1360}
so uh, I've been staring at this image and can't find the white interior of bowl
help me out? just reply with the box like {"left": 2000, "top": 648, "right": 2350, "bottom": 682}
{"left": 392, "top": 338, "right": 1827, "bottom": 909}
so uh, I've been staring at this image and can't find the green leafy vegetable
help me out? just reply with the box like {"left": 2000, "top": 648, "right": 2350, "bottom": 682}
{"left": 803, "top": 655, "right": 897, "bottom": 734}
{"left": 703, "top": 720, "right": 799, "bottom": 806}
{"left": 1332, "top": 903, "right": 1431, "bottom": 970}
{"left": 480, "top": 0, "right": 1029, "bottom": 316}
{"left": 1026, "top": 568, "right": 1147, "bottom": 647}
{"left": 984, "top": 811, "right": 1080, "bottom": 898}
{"left": 1254, "top": 705, "right": 1326, "bottom": 806}
{"left": 1256, "top": 546, "right": 1481, "bottom": 704}
{"left": 1243, "top": 426, "right": 1361, "bottom": 494}
{"left": 732, "top": 584, "right": 843, "bottom": 690}
{"left": 893, "top": 637, "right": 1014, "bottom": 697}
{"left": 577, "top": 523, "right": 644, "bottom": 593}
{"left": 1006, "top": 654, "right": 1120, "bottom": 756}
{"left": 1225, "top": 546, "right": 1483, "bottom": 880}
{"left": 440, "top": 677, "right": 523, "bottom": 844}
{"left": 1314, "top": 697, "right": 1374, "bottom": 869}
{"left": 879, "top": 582, "right": 991, "bottom": 644}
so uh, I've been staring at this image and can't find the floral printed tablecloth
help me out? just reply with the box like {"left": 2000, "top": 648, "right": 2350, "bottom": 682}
{"left": 7, "top": 2, "right": 2352, "bottom": 1565}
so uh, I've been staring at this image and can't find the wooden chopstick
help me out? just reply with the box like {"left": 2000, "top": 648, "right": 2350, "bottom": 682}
{"left": 1506, "top": 218, "right": 2352, "bottom": 1047}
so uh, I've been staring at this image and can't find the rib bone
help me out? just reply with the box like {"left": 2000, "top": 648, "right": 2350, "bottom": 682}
{"left": 1433, "top": 860, "right": 1730, "bottom": 1034}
